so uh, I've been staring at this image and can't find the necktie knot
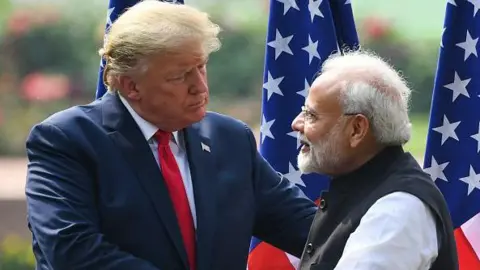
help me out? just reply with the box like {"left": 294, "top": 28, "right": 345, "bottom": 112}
{"left": 155, "top": 130, "right": 171, "bottom": 146}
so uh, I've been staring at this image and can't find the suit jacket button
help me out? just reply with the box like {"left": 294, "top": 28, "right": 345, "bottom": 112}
{"left": 319, "top": 198, "right": 327, "bottom": 210}
{"left": 306, "top": 243, "right": 314, "bottom": 254}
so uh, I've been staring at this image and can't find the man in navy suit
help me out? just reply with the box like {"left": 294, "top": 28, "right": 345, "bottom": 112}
{"left": 25, "top": 1, "right": 317, "bottom": 269}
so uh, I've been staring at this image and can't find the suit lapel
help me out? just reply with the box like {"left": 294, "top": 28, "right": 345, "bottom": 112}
{"left": 101, "top": 93, "right": 189, "bottom": 269}
{"left": 184, "top": 123, "right": 217, "bottom": 270}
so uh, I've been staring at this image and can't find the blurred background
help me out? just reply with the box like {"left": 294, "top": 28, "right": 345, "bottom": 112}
{"left": 0, "top": 0, "right": 445, "bottom": 268}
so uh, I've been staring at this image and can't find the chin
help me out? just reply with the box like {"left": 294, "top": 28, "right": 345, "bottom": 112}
{"left": 186, "top": 106, "right": 207, "bottom": 125}
{"left": 297, "top": 152, "right": 319, "bottom": 174}
{"left": 195, "top": 105, "right": 207, "bottom": 118}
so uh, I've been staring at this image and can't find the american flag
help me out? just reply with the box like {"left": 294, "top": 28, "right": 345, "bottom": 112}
{"left": 95, "top": 0, "right": 183, "bottom": 99}
{"left": 247, "top": 0, "right": 359, "bottom": 269}
{"left": 423, "top": 0, "right": 480, "bottom": 269}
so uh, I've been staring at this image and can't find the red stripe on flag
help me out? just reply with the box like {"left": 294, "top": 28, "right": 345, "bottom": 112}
{"left": 455, "top": 227, "right": 480, "bottom": 270}
{"left": 248, "top": 242, "right": 295, "bottom": 270}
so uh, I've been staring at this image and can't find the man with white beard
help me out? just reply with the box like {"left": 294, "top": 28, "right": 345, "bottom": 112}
{"left": 292, "top": 51, "right": 458, "bottom": 270}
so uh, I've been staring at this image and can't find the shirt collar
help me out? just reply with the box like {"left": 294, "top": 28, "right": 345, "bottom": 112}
{"left": 118, "top": 94, "right": 181, "bottom": 147}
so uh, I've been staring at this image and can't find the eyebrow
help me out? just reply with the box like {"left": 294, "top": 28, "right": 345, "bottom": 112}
{"left": 304, "top": 105, "right": 319, "bottom": 115}
{"left": 166, "top": 58, "right": 209, "bottom": 75}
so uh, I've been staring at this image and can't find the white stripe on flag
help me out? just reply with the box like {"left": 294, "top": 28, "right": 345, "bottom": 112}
{"left": 461, "top": 212, "right": 480, "bottom": 258}
{"left": 285, "top": 252, "right": 300, "bottom": 269}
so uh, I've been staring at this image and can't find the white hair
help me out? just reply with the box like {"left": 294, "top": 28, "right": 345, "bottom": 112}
{"left": 99, "top": 0, "right": 221, "bottom": 91}
{"left": 321, "top": 50, "right": 412, "bottom": 145}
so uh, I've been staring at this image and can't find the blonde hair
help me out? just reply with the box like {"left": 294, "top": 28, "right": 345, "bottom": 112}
{"left": 99, "top": 0, "right": 221, "bottom": 90}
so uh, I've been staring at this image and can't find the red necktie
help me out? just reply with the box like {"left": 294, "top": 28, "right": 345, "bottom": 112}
{"left": 155, "top": 130, "right": 196, "bottom": 270}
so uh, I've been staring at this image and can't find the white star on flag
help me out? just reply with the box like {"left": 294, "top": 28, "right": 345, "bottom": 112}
{"left": 106, "top": 7, "right": 115, "bottom": 27}
{"left": 448, "top": 0, "right": 457, "bottom": 6}
{"left": 260, "top": 115, "right": 275, "bottom": 143}
{"left": 471, "top": 122, "right": 480, "bottom": 153}
{"left": 345, "top": 0, "right": 351, "bottom": 4}
{"left": 467, "top": 0, "right": 480, "bottom": 17}
{"left": 308, "top": 0, "right": 324, "bottom": 22}
{"left": 287, "top": 131, "right": 302, "bottom": 149}
{"left": 267, "top": 29, "right": 294, "bottom": 60}
{"left": 456, "top": 30, "right": 478, "bottom": 61}
{"left": 443, "top": 71, "right": 471, "bottom": 102}
{"left": 459, "top": 166, "right": 480, "bottom": 195}
{"left": 284, "top": 163, "right": 306, "bottom": 187}
{"left": 276, "top": 0, "right": 300, "bottom": 15}
{"left": 424, "top": 156, "right": 449, "bottom": 182}
{"left": 432, "top": 115, "right": 461, "bottom": 145}
{"left": 263, "top": 72, "right": 284, "bottom": 101}
{"left": 297, "top": 79, "right": 310, "bottom": 98}
{"left": 303, "top": 35, "right": 321, "bottom": 64}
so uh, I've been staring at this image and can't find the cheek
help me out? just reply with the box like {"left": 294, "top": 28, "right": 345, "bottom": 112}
{"left": 304, "top": 123, "right": 325, "bottom": 143}
{"left": 152, "top": 84, "right": 185, "bottom": 103}
{"left": 329, "top": 126, "right": 349, "bottom": 152}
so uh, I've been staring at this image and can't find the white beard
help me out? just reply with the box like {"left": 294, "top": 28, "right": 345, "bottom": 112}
{"left": 297, "top": 122, "right": 343, "bottom": 175}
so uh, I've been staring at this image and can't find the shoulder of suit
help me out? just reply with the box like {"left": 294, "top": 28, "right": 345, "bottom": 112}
{"left": 35, "top": 100, "right": 100, "bottom": 132}
{"left": 204, "top": 111, "right": 254, "bottom": 133}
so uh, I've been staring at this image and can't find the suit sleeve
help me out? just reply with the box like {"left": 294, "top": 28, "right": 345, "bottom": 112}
{"left": 25, "top": 123, "right": 160, "bottom": 270}
{"left": 245, "top": 126, "right": 317, "bottom": 257}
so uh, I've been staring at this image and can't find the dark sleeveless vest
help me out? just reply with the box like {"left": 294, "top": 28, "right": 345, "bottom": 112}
{"left": 298, "top": 146, "right": 458, "bottom": 270}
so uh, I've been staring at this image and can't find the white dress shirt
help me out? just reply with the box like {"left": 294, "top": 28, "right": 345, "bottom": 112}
{"left": 334, "top": 191, "right": 438, "bottom": 270}
{"left": 119, "top": 95, "right": 197, "bottom": 229}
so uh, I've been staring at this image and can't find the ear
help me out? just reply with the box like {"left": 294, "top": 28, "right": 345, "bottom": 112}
{"left": 118, "top": 75, "right": 140, "bottom": 101}
{"left": 349, "top": 114, "right": 369, "bottom": 148}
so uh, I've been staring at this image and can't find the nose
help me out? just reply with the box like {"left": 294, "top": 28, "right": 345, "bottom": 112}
{"left": 291, "top": 113, "right": 304, "bottom": 133}
{"left": 190, "top": 67, "right": 208, "bottom": 94}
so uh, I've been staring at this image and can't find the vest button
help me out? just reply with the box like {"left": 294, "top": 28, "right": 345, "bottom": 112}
{"left": 319, "top": 198, "right": 327, "bottom": 210}
{"left": 306, "top": 243, "right": 314, "bottom": 254}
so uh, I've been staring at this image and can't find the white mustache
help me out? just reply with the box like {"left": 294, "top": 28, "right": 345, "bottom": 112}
{"left": 298, "top": 133, "right": 312, "bottom": 146}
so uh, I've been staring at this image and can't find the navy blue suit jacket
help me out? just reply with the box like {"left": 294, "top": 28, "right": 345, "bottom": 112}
{"left": 25, "top": 92, "right": 317, "bottom": 270}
